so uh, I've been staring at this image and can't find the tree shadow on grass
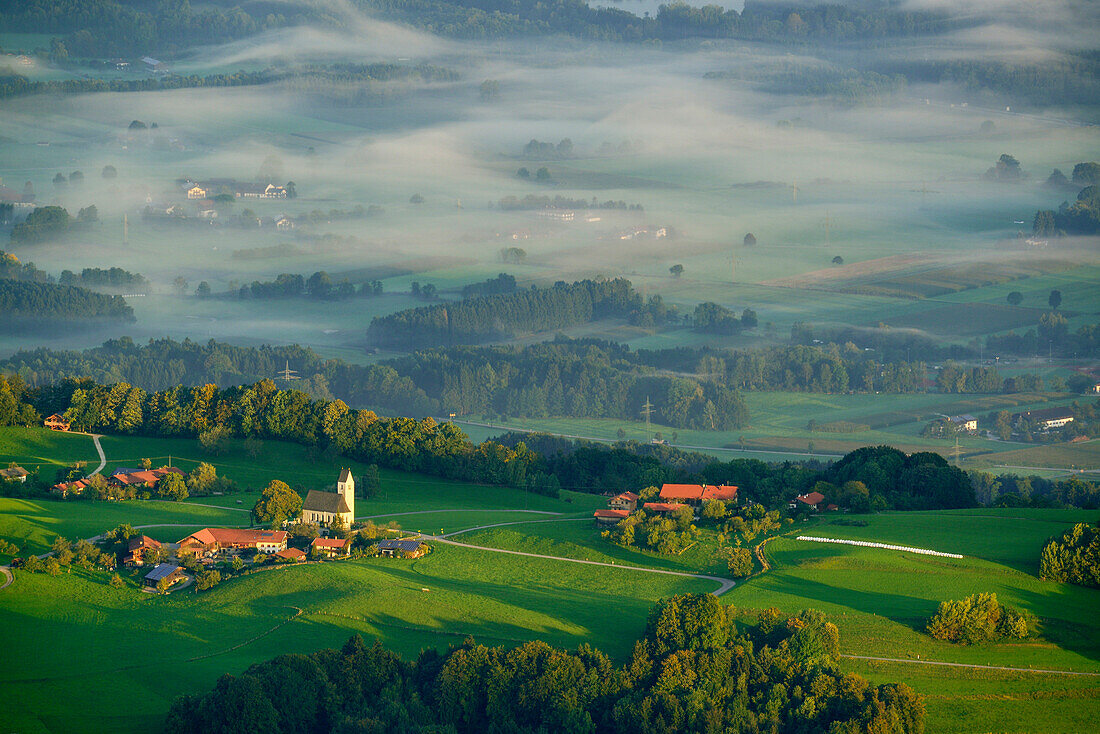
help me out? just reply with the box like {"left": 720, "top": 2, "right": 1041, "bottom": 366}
{"left": 755, "top": 573, "right": 938, "bottom": 635}
{"left": 1003, "top": 583, "right": 1100, "bottom": 665}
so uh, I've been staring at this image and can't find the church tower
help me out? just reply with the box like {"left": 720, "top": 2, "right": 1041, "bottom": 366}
{"left": 337, "top": 468, "right": 355, "bottom": 520}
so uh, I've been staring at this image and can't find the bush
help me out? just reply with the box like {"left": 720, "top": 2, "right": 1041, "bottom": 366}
{"left": 717, "top": 546, "right": 753, "bottom": 577}
{"left": 195, "top": 570, "right": 222, "bottom": 591}
{"left": 926, "top": 593, "right": 1030, "bottom": 644}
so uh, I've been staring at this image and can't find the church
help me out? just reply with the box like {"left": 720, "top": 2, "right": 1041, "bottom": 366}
{"left": 302, "top": 468, "right": 355, "bottom": 527}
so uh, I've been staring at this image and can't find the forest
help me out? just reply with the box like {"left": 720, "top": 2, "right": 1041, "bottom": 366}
{"left": 165, "top": 594, "right": 923, "bottom": 734}
{"left": 0, "top": 279, "right": 134, "bottom": 333}
{"left": 366, "top": 278, "right": 656, "bottom": 349}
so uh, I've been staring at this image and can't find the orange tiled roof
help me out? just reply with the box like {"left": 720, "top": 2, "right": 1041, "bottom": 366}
{"left": 593, "top": 509, "right": 630, "bottom": 519}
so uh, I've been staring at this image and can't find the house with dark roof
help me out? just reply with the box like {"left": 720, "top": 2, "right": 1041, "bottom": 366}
{"left": 1013, "top": 407, "right": 1075, "bottom": 431}
{"left": 302, "top": 469, "right": 355, "bottom": 527}
{"left": 375, "top": 539, "right": 427, "bottom": 558}
{"left": 948, "top": 414, "right": 978, "bottom": 433}
{"left": 143, "top": 563, "right": 184, "bottom": 588}
{"left": 0, "top": 466, "right": 29, "bottom": 483}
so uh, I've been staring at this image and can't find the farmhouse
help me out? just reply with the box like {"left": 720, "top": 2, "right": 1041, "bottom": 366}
{"left": 302, "top": 469, "right": 355, "bottom": 527}
{"left": 608, "top": 491, "right": 638, "bottom": 512}
{"left": 143, "top": 563, "right": 184, "bottom": 588}
{"left": 275, "top": 216, "right": 295, "bottom": 230}
{"left": 790, "top": 491, "right": 826, "bottom": 511}
{"left": 948, "top": 414, "right": 978, "bottom": 433}
{"left": 643, "top": 502, "right": 688, "bottom": 515}
{"left": 123, "top": 535, "right": 162, "bottom": 566}
{"left": 658, "top": 483, "right": 738, "bottom": 507}
{"left": 311, "top": 537, "right": 350, "bottom": 557}
{"left": 237, "top": 183, "right": 287, "bottom": 199}
{"left": 141, "top": 57, "right": 165, "bottom": 72}
{"left": 51, "top": 478, "right": 88, "bottom": 497}
{"left": 274, "top": 547, "right": 306, "bottom": 562}
{"left": 593, "top": 508, "right": 630, "bottom": 526}
{"left": 0, "top": 465, "right": 29, "bottom": 483}
{"left": 43, "top": 414, "right": 71, "bottom": 431}
{"left": 109, "top": 466, "right": 184, "bottom": 490}
{"left": 1013, "top": 407, "right": 1075, "bottom": 431}
{"left": 177, "top": 528, "right": 288, "bottom": 557}
{"left": 536, "top": 208, "right": 574, "bottom": 222}
{"left": 376, "top": 539, "right": 427, "bottom": 558}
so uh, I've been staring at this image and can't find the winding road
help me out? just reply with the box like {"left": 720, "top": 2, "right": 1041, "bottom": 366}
{"left": 88, "top": 434, "right": 106, "bottom": 475}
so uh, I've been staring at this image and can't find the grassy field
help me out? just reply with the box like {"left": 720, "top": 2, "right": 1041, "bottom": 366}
{"left": 0, "top": 427, "right": 101, "bottom": 473}
{"left": 1, "top": 422, "right": 1099, "bottom": 732}
{"left": 0, "top": 543, "right": 713, "bottom": 734}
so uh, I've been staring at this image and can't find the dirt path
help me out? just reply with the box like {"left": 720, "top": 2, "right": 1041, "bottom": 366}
{"left": 440, "top": 516, "right": 588, "bottom": 537}
{"left": 0, "top": 565, "right": 12, "bottom": 591}
{"left": 841, "top": 654, "right": 1100, "bottom": 677}
{"left": 357, "top": 508, "right": 562, "bottom": 521}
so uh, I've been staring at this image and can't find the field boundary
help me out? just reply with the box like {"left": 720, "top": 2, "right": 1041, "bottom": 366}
{"left": 842, "top": 654, "right": 1100, "bottom": 677}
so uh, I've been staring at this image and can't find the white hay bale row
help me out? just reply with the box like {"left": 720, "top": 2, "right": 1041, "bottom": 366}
{"left": 795, "top": 536, "right": 964, "bottom": 559}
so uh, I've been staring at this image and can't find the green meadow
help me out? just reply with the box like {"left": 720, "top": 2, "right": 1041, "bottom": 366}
{"left": 0, "top": 432, "right": 1099, "bottom": 732}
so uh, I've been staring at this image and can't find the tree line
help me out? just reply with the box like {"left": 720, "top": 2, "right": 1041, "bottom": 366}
{"left": 367, "top": 278, "right": 647, "bottom": 349}
{"left": 0, "top": 64, "right": 459, "bottom": 101}
{"left": 165, "top": 594, "right": 923, "bottom": 734}
{"left": 0, "top": 279, "right": 133, "bottom": 334}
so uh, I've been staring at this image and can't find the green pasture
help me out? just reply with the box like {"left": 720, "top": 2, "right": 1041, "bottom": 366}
{"left": 458, "top": 517, "right": 732, "bottom": 576}
{"left": 0, "top": 497, "right": 246, "bottom": 556}
{"left": 727, "top": 509, "right": 1100, "bottom": 732}
{"left": 0, "top": 542, "right": 713, "bottom": 734}
{"left": 0, "top": 427, "right": 101, "bottom": 472}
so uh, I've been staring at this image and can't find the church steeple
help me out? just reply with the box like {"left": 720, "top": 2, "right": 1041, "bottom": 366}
{"left": 337, "top": 468, "right": 355, "bottom": 520}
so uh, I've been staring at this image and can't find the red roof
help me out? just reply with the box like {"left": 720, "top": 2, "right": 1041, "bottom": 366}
{"left": 311, "top": 537, "right": 349, "bottom": 549}
{"left": 796, "top": 491, "right": 826, "bottom": 505}
{"left": 128, "top": 535, "right": 162, "bottom": 551}
{"left": 644, "top": 502, "right": 688, "bottom": 513}
{"left": 180, "top": 528, "right": 288, "bottom": 545}
{"left": 593, "top": 509, "right": 630, "bottom": 519}
{"left": 825, "top": 504, "right": 839, "bottom": 511}
{"left": 701, "top": 485, "right": 738, "bottom": 501}
{"left": 611, "top": 491, "right": 639, "bottom": 502}
{"left": 275, "top": 548, "right": 306, "bottom": 559}
{"left": 660, "top": 484, "right": 705, "bottom": 500}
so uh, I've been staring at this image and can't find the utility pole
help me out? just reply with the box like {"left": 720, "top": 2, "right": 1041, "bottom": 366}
{"left": 641, "top": 396, "right": 654, "bottom": 437}
{"left": 276, "top": 361, "right": 299, "bottom": 381}
{"left": 791, "top": 180, "right": 799, "bottom": 205}
{"left": 122, "top": 213, "right": 128, "bottom": 246}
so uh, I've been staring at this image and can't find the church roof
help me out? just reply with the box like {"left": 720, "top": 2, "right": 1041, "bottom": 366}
{"left": 303, "top": 489, "right": 350, "bottom": 514}
{"left": 338, "top": 467, "right": 353, "bottom": 483}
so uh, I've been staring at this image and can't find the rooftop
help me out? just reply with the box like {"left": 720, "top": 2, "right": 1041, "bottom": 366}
{"left": 376, "top": 539, "right": 424, "bottom": 551}
{"left": 143, "top": 564, "right": 181, "bottom": 581}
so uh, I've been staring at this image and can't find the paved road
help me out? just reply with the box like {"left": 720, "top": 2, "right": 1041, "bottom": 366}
{"left": 419, "top": 525, "right": 737, "bottom": 596}
{"left": 842, "top": 654, "right": 1100, "bottom": 677}
{"left": 88, "top": 434, "right": 106, "bottom": 475}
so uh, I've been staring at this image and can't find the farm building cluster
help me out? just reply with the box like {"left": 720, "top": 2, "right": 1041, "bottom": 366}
{"left": 594, "top": 484, "right": 739, "bottom": 525}
{"left": 51, "top": 466, "right": 185, "bottom": 497}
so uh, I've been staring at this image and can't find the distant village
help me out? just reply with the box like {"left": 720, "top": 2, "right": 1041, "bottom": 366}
{"left": 142, "top": 177, "right": 297, "bottom": 230}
